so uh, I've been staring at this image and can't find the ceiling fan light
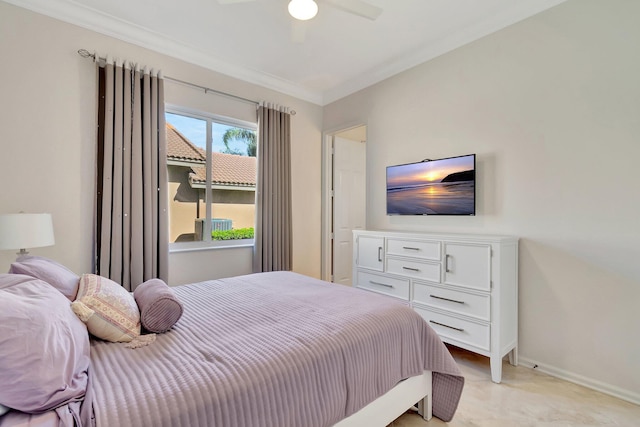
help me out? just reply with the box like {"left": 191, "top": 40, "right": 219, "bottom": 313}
{"left": 288, "top": 0, "right": 318, "bottom": 21}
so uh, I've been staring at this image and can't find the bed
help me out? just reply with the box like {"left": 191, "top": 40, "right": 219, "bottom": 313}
{"left": 0, "top": 270, "right": 464, "bottom": 427}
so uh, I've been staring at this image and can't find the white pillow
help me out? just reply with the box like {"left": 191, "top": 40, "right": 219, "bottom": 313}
{"left": 71, "top": 274, "right": 140, "bottom": 342}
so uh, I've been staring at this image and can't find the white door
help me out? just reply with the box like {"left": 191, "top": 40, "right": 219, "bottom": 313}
{"left": 332, "top": 136, "right": 366, "bottom": 285}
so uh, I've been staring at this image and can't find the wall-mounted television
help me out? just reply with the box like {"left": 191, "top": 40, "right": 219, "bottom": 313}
{"left": 386, "top": 154, "right": 476, "bottom": 216}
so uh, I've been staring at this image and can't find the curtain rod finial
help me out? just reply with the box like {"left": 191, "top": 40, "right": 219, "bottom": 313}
{"left": 77, "top": 49, "right": 95, "bottom": 60}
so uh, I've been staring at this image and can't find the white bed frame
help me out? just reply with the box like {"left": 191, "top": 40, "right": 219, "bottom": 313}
{"left": 333, "top": 371, "right": 433, "bottom": 427}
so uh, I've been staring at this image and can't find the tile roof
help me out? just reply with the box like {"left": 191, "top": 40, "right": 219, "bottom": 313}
{"left": 166, "top": 122, "right": 256, "bottom": 187}
{"left": 166, "top": 123, "right": 205, "bottom": 163}
{"left": 191, "top": 153, "right": 256, "bottom": 187}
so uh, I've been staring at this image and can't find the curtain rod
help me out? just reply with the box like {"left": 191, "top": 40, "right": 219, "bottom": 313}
{"left": 77, "top": 49, "right": 296, "bottom": 115}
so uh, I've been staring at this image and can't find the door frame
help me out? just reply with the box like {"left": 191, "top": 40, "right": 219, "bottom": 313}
{"left": 321, "top": 121, "right": 368, "bottom": 282}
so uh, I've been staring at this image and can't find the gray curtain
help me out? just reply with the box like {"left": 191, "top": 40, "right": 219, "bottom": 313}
{"left": 253, "top": 104, "right": 292, "bottom": 272}
{"left": 96, "top": 60, "right": 169, "bottom": 291}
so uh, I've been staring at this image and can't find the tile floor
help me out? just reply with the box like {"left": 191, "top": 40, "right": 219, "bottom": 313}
{"left": 389, "top": 346, "right": 640, "bottom": 427}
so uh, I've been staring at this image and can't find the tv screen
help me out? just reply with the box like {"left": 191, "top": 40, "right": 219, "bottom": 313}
{"left": 386, "top": 154, "right": 476, "bottom": 215}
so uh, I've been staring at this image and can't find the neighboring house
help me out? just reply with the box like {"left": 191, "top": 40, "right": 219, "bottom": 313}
{"left": 166, "top": 123, "right": 256, "bottom": 242}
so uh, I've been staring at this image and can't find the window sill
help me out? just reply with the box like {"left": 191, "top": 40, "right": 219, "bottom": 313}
{"left": 169, "top": 239, "right": 254, "bottom": 254}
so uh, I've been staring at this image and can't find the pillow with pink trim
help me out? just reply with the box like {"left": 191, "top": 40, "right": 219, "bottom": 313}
{"left": 0, "top": 274, "right": 90, "bottom": 413}
{"left": 71, "top": 274, "right": 141, "bottom": 342}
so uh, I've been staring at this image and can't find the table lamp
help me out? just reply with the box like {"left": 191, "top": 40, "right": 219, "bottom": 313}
{"left": 0, "top": 213, "right": 55, "bottom": 258}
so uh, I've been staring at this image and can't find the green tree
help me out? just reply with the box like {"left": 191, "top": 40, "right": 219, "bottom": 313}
{"left": 222, "top": 128, "right": 257, "bottom": 157}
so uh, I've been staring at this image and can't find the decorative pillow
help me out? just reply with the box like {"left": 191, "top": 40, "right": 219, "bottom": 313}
{"left": 9, "top": 255, "right": 80, "bottom": 301}
{"left": 134, "top": 278, "right": 183, "bottom": 333}
{"left": 71, "top": 274, "right": 140, "bottom": 342}
{"left": 0, "top": 274, "right": 90, "bottom": 413}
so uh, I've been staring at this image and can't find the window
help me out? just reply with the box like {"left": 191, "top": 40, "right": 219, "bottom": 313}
{"left": 165, "top": 107, "right": 257, "bottom": 248}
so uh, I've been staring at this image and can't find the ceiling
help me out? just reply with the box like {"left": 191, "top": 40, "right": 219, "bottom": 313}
{"left": 5, "top": 0, "right": 565, "bottom": 105}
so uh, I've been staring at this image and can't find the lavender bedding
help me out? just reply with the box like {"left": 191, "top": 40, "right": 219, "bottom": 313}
{"left": 1, "top": 271, "right": 464, "bottom": 427}
{"left": 88, "top": 271, "right": 463, "bottom": 426}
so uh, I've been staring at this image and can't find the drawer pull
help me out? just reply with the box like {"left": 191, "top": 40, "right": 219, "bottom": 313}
{"left": 378, "top": 247, "right": 383, "bottom": 262}
{"left": 369, "top": 280, "right": 394, "bottom": 289}
{"left": 402, "top": 246, "right": 420, "bottom": 251}
{"left": 429, "top": 320, "right": 464, "bottom": 332}
{"left": 445, "top": 254, "right": 452, "bottom": 273}
{"left": 402, "top": 266, "right": 420, "bottom": 272}
{"left": 430, "top": 294, "right": 465, "bottom": 305}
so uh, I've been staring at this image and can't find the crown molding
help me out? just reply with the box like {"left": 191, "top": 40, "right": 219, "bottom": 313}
{"left": 4, "top": 0, "right": 566, "bottom": 106}
{"left": 2, "top": 0, "right": 324, "bottom": 105}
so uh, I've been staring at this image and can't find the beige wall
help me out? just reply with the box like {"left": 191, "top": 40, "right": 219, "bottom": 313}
{"left": 324, "top": 0, "right": 640, "bottom": 402}
{"left": 0, "top": 2, "right": 323, "bottom": 282}
{"left": 168, "top": 167, "right": 199, "bottom": 242}
{"left": 211, "top": 204, "right": 254, "bottom": 230}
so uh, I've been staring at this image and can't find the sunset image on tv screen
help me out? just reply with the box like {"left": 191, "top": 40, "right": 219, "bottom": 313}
{"left": 386, "top": 154, "right": 475, "bottom": 215}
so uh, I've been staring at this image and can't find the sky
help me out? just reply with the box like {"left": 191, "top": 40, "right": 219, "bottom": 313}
{"left": 166, "top": 112, "right": 251, "bottom": 155}
{"left": 387, "top": 154, "right": 475, "bottom": 188}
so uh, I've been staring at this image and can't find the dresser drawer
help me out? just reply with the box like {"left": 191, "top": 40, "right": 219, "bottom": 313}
{"left": 356, "top": 271, "right": 410, "bottom": 301}
{"left": 387, "top": 238, "right": 440, "bottom": 261}
{"left": 387, "top": 257, "right": 440, "bottom": 282}
{"left": 414, "top": 306, "right": 490, "bottom": 351}
{"left": 413, "top": 282, "right": 490, "bottom": 321}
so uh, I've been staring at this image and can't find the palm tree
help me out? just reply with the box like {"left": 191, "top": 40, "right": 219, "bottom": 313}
{"left": 222, "top": 128, "right": 257, "bottom": 157}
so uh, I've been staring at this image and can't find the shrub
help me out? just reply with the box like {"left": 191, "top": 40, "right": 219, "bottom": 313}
{"left": 212, "top": 227, "right": 255, "bottom": 241}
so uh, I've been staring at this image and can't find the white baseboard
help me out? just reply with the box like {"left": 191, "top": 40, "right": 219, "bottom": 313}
{"left": 518, "top": 357, "right": 640, "bottom": 406}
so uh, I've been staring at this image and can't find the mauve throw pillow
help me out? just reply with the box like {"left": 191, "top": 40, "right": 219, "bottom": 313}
{"left": 0, "top": 274, "right": 90, "bottom": 414}
{"left": 134, "top": 278, "right": 183, "bottom": 333}
{"left": 71, "top": 274, "right": 141, "bottom": 342}
{"left": 9, "top": 255, "right": 80, "bottom": 301}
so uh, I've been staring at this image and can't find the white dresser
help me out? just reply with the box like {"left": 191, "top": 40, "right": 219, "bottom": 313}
{"left": 352, "top": 229, "right": 518, "bottom": 383}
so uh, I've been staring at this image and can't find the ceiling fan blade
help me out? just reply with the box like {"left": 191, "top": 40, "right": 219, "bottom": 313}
{"left": 291, "top": 20, "right": 307, "bottom": 44}
{"left": 217, "top": 0, "right": 256, "bottom": 4}
{"left": 323, "top": 0, "right": 382, "bottom": 21}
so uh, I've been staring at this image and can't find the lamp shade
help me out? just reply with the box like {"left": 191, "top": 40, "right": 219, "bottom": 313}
{"left": 0, "top": 213, "right": 55, "bottom": 252}
{"left": 288, "top": 0, "right": 318, "bottom": 21}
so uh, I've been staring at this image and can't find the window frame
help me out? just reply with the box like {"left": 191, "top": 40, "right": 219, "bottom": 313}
{"left": 165, "top": 104, "right": 258, "bottom": 252}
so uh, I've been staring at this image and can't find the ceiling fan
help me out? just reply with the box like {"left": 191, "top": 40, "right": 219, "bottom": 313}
{"left": 217, "top": 0, "right": 383, "bottom": 22}
{"left": 218, "top": 0, "right": 382, "bottom": 42}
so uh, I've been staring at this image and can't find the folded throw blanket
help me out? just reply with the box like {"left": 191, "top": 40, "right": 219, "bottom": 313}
{"left": 134, "top": 278, "right": 183, "bottom": 333}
